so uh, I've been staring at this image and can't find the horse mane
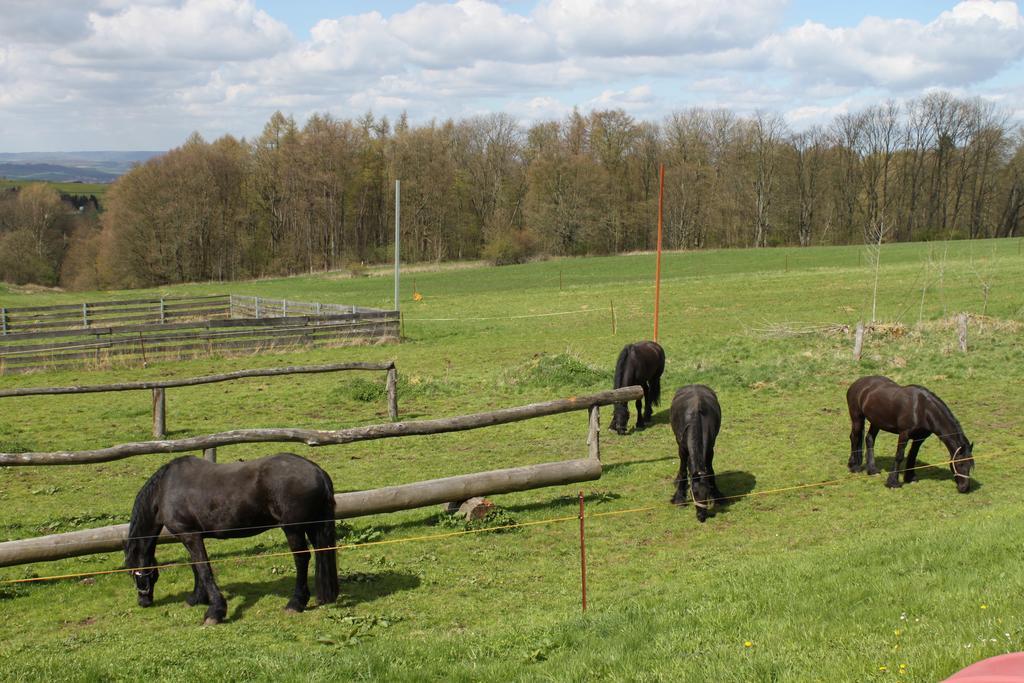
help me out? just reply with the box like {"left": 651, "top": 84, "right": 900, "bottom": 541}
{"left": 912, "top": 385, "right": 964, "bottom": 437}
{"left": 128, "top": 459, "right": 176, "bottom": 539}
{"left": 612, "top": 344, "right": 631, "bottom": 389}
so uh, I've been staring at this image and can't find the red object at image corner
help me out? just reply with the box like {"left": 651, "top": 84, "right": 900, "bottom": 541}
{"left": 944, "top": 653, "right": 1024, "bottom": 682}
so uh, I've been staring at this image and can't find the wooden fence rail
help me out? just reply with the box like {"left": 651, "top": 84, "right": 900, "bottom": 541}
{"left": 0, "top": 301, "right": 398, "bottom": 374}
{"left": 0, "top": 295, "right": 230, "bottom": 335}
{"left": 0, "top": 361, "right": 399, "bottom": 443}
{"left": 0, "top": 386, "right": 640, "bottom": 567}
{"left": 0, "top": 387, "right": 635, "bottom": 467}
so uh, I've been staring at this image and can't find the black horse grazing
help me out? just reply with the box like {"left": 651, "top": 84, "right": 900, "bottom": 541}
{"left": 846, "top": 375, "right": 974, "bottom": 493}
{"left": 610, "top": 340, "right": 666, "bottom": 435}
{"left": 670, "top": 384, "right": 723, "bottom": 522}
{"left": 125, "top": 453, "right": 339, "bottom": 625}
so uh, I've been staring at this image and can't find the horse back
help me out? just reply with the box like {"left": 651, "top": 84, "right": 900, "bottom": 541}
{"left": 670, "top": 384, "right": 721, "bottom": 441}
{"left": 156, "top": 454, "right": 334, "bottom": 539}
{"left": 847, "top": 375, "right": 935, "bottom": 434}
{"left": 624, "top": 341, "right": 665, "bottom": 383}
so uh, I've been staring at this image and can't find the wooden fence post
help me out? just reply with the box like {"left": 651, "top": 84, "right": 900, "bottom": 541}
{"left": 159, "top": 298, "right": 165, "bottom": 324}
{"left": 152, "top": 388, "right": 166, "bottom": 439}
{"left": 282, "top": 299, "right": 288, "bottom": 317}
{"left": 958, "top": 313, "right": 968, "bottom": 352}
{"left": 82, "top": 303, "right": 89, "bottom": 328}
{"left": 255, "top": 297, "right": 261, "bottom": 319}
{"left": 387, "top": 366, "right": 398, "bottom": 421}
{"left": 610, "top": 301, "right": 617, "bottom": 335}
{"left": 1, "top": 307, "right": 6, "bottom": 335}
{"left": 203, "top": 447, "right": 217, "bottom": 462}
{"left": 853, "top": 321, "right": 865, "bottom": 361}
{"left": 587, "top": 405, "right": 600, "bottom": 461}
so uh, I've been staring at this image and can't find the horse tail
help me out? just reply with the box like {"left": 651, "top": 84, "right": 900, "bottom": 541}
{"left": 613, "top": 344, "right": 631, "bottom": 389}
{"left": 312, "top": 468, "right": 339, "bottom": 605}
{"left": 687, "top": 409, "right": 707, "bottom": 475}
{"left": 311, "top": 521, "right": 339, "bottom": 605}
{"left": 649, "top": 345, "right": 665, "bottom": 407}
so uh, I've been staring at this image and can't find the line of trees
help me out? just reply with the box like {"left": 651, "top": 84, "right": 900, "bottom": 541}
{"left": 0, "top": 186, "right": 101, "bottom": 287}
{"left": 3, "top": 91, "right": 1022, "bottom": 290}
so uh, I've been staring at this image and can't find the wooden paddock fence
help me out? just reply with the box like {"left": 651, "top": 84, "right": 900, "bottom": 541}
{"left": 0, "top": 295, "right": 398, "bottom": 374}
{"left": 0, "top": 361, "right": 399, "bottom": 444}
{"left": 0, "top": 386, "right": 642, "bottom": 567}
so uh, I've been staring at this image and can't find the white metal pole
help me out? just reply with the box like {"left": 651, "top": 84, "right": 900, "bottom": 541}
{"left": 394, "top": 179, "right": 401, "bottom": 312}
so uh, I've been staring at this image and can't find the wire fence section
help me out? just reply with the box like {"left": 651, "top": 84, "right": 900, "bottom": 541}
{"left": 0, "top": 448, "right": 1001, "bottom": 587}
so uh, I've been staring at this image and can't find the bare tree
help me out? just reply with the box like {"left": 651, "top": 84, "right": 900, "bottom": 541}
{"left": 751, "top": 111, "right": 788, "bottom": 247}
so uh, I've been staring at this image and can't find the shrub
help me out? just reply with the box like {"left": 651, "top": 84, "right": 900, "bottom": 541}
{"left": 483, "top": 230, "right": 541, "bottom": 266}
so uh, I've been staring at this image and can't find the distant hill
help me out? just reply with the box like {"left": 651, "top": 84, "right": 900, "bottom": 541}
{"left": 0, "top": 163, "right": 119, "bottom": 183}
{"left": 0, "top": 151, "right": 164, "bottom": 183}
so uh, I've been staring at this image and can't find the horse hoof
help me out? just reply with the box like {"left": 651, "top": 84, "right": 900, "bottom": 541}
{"left": 203, "top": 617, "right": 221, "bottom": 626}
{"left": 885, "top": 479, "right": 903, "bottom": 489}
{"left": 848, "top": 465, "right": 863, "bottom": 473}
{"left": 866, "top": 467, "right": 880, "bottom": 476}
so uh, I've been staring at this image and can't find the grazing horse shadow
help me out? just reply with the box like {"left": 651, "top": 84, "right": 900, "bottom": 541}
{"left": 873, "top": 456, "right": 983, "bottom": 491}
{"left": 337, "top": 570, "right": 421, "bottom": 608}
{"left": 153, "top": 576, "right": 298, "bottom": 621}
{"left": 154, "top": 570, "right": 422, "bottom": 620}
{"left": 707, "top": 470, "right": 757, "bottom": 515}
{"left": 646, "top": 408, "right": 671, "bottom": 427}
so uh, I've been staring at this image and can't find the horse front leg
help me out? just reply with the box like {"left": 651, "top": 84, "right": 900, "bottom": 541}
{"left": 864, "top": 424, "right": 881, "bottom": 476}
{"left": 634, "top": 392, "right": 646, "bottom": 430}
{"left": 671, "top": 445, "right": 689, "bottom": 505}
{"left": 179, "top": 534, "right": 226, "bottom": 625}
{"left": 283, "top": 528, "right": 311, "bottom": 613}
{"left": 903, "top": 436, "right": 927, "bottom": 484}
{"left": 848, "top": 416, "right": 865, "bottom": 472}
{"left": 886, "top": 432, "right": 910, "bottom": 488}
{"left": 186, "top": 564, "right": 210, "bottom": 606}
{"left": 706, "top": 442, "right": 723, "bottom": 502}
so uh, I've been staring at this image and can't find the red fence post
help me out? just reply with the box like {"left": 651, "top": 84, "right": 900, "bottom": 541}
{"left": 579, "top": 489, "right": 587, "bottom": 613}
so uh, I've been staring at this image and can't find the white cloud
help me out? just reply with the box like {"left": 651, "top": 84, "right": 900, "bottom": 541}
{"left": 391, "top": 0, "right": 555, "bottom": 67}
{"left": 762, "top": 0, "right": 1024, "bottom": 89}
{"left": 0, "top": 0, "right": 1023, "bottom": 151}
{"left": 72, "top": 0, "right": 292, "bottom": 63}
{"left": 534, "top": 0, "right": 785, "bottom": 57}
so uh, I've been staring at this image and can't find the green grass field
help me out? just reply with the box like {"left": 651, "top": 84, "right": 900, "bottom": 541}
{"left": 1, "top": 239, "right": 1022, "bottom": 681}
{"left": 0, "top": 178, "right": 109, "bottom": 199}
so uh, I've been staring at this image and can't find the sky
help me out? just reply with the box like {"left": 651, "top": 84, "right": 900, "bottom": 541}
{"left": 0, "top": 0, "right": 1022, "bottom": 152}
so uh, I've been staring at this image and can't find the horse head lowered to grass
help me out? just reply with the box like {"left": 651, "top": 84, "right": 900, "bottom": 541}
{"left": 670, "top": 384, "right": 723, "bottom": 523}
{"left": 124, "top": 452, "right": 339, "bottom": 625}
{"left": 846, "top": 375, "right": 974, "bottom": 493}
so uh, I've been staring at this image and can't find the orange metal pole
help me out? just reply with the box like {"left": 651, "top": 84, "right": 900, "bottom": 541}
{"left": 654, "top": 164, "right": 664, "bottom": 342}
{"left": 579, "top": 490, "right": 587, "bottom": 612}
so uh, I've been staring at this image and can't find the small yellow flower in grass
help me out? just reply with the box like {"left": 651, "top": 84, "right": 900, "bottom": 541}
{"left": 980, "top": 604, "right": 988, "bottom": 609}
{"left": 894, "top": 629, "right": 901, "bottom": 636}
{"left": 744, "top": 641, "right": 753, "bottom": 648}
{"left": 899, "top": 664, "right": 907, "bottom": 671}
{"left": 879, "top": 665, "right": 888, "bottom": 672}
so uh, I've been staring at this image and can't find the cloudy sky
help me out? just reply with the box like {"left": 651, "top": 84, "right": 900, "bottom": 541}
{"left": 1, "top": 0, "right": 1022, "bottom": 152}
